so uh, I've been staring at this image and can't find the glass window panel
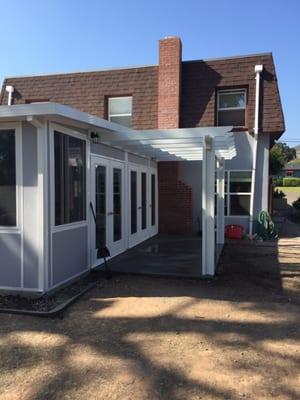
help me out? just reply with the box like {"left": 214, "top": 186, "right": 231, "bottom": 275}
{"left": 151, "top": 174, "right": 156, "bottom": 226}
{"left": 214, "top": 195, "right": 228, "bottom": 216}
{"left": 0, "top": 130, "right": 16, "bottom": 226}
{"left": 113, "top": 168, "right": 122, "bottom": 242}
{"left": 110, "top": 115, "right": 132, "bottom": 128}
{"left": 230, "top": 171, "right": 252, "bottom": 193}
{"left": 218, "top": 109, "right": 245, "bottom": 126}
{"left": 131, "top": 171, "right": 137, "bottom": 234}
{"left": 225, "top": 171, "right": 228, "bottom": 193}
{"left": 109, "top": 97, "right": 132, "bottom": 115}
{"left": 229, "top": 195, "right": 250, "bottom": 216}
{"left": 68, "top": 136, "right": 86, "bottom": 223}
{"left": 95, "top": 166, "right": 106, "bottom": 248}
{"left": 219, "top": 92, "right": 245, "bottom": 109}
{"left": 141, "top": 172, "right": 147, "bottom": 230}
{"left": 54, "top": 131, "right": 86, "bottom": 226}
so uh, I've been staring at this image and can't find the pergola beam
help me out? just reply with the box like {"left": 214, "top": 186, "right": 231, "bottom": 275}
{"left": 202, "top": 136, "right": 216, "bottom": 276}
{"left": 216, "top": 158, "right": 225, "bottom": 246}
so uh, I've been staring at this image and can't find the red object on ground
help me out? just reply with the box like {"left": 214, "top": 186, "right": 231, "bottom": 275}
{"left": 225, "top": 224, "right": 244, "bottom": 239}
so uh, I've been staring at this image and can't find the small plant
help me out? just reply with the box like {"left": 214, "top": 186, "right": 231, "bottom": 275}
{"left": 273, "top": 189, "right": 286, "bottom": 199}
{"left": 273, "top": 177, "right": 283, "bottom": 187}
{"left": 283, "top": 177, "right": 300, "bottom": 187}
{"left": 292, "top": 197, "right": 300, "bottom": 211}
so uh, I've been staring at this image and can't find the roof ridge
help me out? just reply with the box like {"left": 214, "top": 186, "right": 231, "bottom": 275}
{"left": 3, "top": 64, "right": 158, "bottom": 80}
{"left": 184, "top": 52, "right": 272, "bottom": 63}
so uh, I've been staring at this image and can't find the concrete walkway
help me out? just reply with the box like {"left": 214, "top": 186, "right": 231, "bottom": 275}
{"left": 109, "top": 234, "right": 202, "bottom": 278}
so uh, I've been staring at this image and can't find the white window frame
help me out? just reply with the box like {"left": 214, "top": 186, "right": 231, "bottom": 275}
{"left": 108, "top": 96, "right": 132, "bottom": 123}
{"left": 49, "top": 123, "right": 89, "bottom": 232}
{"left": 217, "top": 89, "right": 246, "bottom": 126}
{"left": 225, "top": 170, "right": 252, "bottom": 218}
{"left": 0, "top": 123, "right": 22, "bottom": 233}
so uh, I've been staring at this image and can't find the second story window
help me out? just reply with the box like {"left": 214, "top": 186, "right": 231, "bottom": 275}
{"left": 108, "top": 96, "right": 132, "bottom": 127}
{"left": 217, "top": 90, "right": 246, "bottom": 127}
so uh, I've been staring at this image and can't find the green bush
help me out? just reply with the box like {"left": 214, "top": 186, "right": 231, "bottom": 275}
{"left": 273, "top": 177, "right": 283, "bottom": 187}
{"left": 283, "top": 177, "right": 300, "bottom": 187}
{"left": 293, "top": 197, "right": 300, "bottom": 210}
{"left": 273, "top": 189, "right": 286, "bottom": 199}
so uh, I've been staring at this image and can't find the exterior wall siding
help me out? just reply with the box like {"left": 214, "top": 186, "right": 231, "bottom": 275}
{"left": 51, "top": 226, "right": 89, "bottom": 287}
{"left": 22, "top": 122, "right": 39, "bottom": 289}
{"left": 0, "top": 122, "right": 40, "bottom": 291}
{"left": 0, "top": 234, "right": 22, "bottom": 288}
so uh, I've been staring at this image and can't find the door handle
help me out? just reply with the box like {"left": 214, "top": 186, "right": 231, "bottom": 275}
{"left": 107, "top": 211, "right": 114, "bottom": 216}
{"left": 138, "top": 206, "right": 142, "bottom": 210}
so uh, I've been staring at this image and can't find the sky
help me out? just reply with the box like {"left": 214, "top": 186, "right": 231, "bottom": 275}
{"left": 0, "top": 0, "right": 299, "bottom": 144}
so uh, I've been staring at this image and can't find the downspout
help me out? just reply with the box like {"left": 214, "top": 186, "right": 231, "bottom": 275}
{"left": 249, "top": 65, "right": 263, "bottom": 235}
{"left": 5, "top": 85, "right": 14, "bottom": 105}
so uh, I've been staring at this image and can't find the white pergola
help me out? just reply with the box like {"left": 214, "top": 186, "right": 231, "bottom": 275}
{"left": 0, "top": 102, "right": 236, "bottom": 276}
{"left": 97, "top": 126, "right": 235, "bottom": 276}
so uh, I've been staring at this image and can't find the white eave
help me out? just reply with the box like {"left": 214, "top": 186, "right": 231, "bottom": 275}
{"left": 0, "top": 102, "right": 237, "bottom": 161}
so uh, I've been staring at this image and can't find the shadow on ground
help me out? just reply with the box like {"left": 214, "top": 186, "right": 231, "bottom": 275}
{"left": 0, "top": 243, "right": 300, "bottom": 400}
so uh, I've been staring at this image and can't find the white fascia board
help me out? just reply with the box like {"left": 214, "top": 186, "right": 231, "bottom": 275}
{"left": 0, "top": 102, "right": 134, "bottom": 135}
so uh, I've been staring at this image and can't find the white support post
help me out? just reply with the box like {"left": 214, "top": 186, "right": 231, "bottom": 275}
{"left": 216, "top": 158, "right": 225, "bottom": 245}
{"left": 36, "top": 121, "right": 49, "bottom": 292}
{"left": 202, "top": 136, "right": 215, "bottom": 276}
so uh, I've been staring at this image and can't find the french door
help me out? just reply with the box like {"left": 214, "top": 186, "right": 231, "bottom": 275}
{"left": 90, "top": 156, "right": 125, "bottom": 267}
{"left": 129, "top": 165, "right": 158, "bottom": 247}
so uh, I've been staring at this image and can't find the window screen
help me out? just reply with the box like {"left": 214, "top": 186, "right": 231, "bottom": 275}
{"left": 54, "top": 131, "right": 86, "bottom": 225}
{"left": 108, "top": 97, "right": 132, "bottom": 127}
{"left": 217, "top": 90, "right": 246, "bottom": 127}
{"left": 0, "top": 130, "right": 16, "bottom": 226}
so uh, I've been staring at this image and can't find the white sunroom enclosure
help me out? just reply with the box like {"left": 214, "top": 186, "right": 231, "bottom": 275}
{"left": 0, "top": 103, "right": 236, "bottom": 293}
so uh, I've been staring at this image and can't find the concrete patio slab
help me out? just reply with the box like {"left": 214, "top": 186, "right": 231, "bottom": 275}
{"left": 108, "top": 234, "right": 203, "bottom": 278}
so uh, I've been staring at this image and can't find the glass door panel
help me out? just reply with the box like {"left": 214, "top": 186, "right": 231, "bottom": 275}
{"left": 95, "top": 165, "right": 106, "bottom": 248}
{"left": 151, "top": 174, "right": 156, "bottom": 226}
{"left": 113, "top": 168, "right": 122, "bottom": 242}
{"left": 141, "top": 172, "right": 147, "bottom": 230}
{"left": 131, "top": 170, "right": 137, "bottom": 234}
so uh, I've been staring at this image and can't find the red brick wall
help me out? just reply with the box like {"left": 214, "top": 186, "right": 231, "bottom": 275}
{"left": 158, "top": 36, "right": 181, "bottom": 129}
{"left": 157, "top": 38, "right": 193, "bottom": 235}
{"left": 158, "top": 163, "right": 193, "bottom": 234}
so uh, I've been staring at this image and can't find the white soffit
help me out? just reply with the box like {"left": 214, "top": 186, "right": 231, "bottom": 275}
{"left": 0, "top": 102, "right": 236, "bottom": 161}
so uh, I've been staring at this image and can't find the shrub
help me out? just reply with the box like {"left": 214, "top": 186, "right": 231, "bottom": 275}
{"left": 273, "top": 177, "right": 283, "bottom": 187}
{"left": 293, "top": 197, "right": 300, "bottom": 210}
{"left": 283, "top": 177, "right": 300, "bottom": 187}
{"left": 273, "top": 189, "right": 286, "bottom": 199}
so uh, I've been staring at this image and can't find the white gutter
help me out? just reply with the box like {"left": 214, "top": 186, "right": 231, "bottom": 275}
{"left": 5, "top": 85, "right": 14, "bottom": 105}
{"left": 249, "top": 64, "right": 263, "bottom": 235}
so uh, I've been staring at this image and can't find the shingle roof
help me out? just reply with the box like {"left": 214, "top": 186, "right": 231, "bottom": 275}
{"left": 0, "top": 53, "right": 285, "bottom": 136}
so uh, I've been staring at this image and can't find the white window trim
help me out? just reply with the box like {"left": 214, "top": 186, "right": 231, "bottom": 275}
{"left": 0, "top": 122, "right": 22, "bottom": 233}
{"left": 224, "top": 170, "right": 252, "bottom": 217}
{"left": 108, "top": 96, "right": 132, "bottom": 121}
{"left": 49, "top": 122, "right": 89, "bottom": 232}
{"left": 217, "top": 89, "right": 247, "bottom": 111}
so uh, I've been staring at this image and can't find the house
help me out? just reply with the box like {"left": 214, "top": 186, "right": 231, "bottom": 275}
{"left": 281, "top": 161, "right": 300, "bottom": 178}
{"left": 0, "top": 36, "right": 285, "bottom": 294}
{"left": 294, "top": 145, "right": 300, "bottom": 159}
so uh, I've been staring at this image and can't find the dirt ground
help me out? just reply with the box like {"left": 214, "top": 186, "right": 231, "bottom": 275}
{"left": 0, "top": 243, "right": 300, "bottom": 400}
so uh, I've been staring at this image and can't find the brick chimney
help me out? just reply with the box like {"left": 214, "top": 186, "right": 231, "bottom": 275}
{"left": 158, "top": 36, "right": 182, "bottom": 129}
{"left": 157, "top": 37, "right": 193, "bottom": 235}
